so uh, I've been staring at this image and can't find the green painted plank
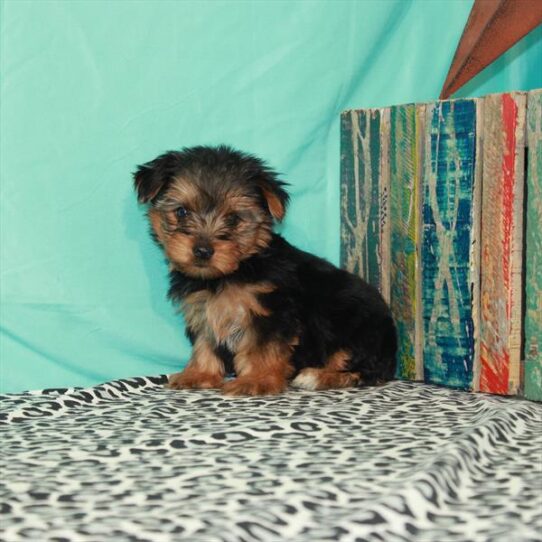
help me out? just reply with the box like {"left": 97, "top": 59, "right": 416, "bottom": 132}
{"left": 340, "top": 109, "right": 390, "bottom": 301}
{"left": 389, "top": 104, "right": 424, "bottom": 381}
{"left": 524, "top": 89, "right": 542, "bottom": 401}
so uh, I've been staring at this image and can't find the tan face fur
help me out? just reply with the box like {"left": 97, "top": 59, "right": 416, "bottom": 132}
{"left": 149, "top": 177, "right": 274, "bottom": 279}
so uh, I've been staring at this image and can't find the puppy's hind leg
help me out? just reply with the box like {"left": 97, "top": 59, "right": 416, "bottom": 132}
{"left": 291, "top": 350, "right": 362, "bottom": 391}
{"left": 291, "top": 368, "right": 361, "bottom": 390}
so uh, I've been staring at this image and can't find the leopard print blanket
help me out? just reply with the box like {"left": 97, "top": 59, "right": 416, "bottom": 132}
{"left": 1, "top": 377, "right": 541, "bottom": 542}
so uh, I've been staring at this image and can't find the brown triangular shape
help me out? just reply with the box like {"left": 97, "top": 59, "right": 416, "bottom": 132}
{"left": 441, "top": 0, "right": 542, "bottom": 99}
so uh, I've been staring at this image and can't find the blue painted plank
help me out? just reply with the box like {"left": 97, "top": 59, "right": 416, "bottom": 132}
{"left": 422, "top": 99, "right": 480, "bottom": 389}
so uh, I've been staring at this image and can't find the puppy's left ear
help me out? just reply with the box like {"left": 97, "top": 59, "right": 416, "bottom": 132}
{"left": 257, "top": 175, "right": 290, "bottom": 222}
{"left": 133, "top": 152, "right": 179, "bottom": 204}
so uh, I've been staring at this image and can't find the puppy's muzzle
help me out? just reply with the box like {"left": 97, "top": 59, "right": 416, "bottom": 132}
{"left": 193, "top": 245, "right": 214, "bottom": 261}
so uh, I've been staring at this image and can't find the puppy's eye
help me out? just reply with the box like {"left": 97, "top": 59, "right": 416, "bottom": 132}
{"left": 175, "top": 207, "right": 189, "bottom": 219}
{"left": 226, "top": 213, "right": 240, "bottom": 228}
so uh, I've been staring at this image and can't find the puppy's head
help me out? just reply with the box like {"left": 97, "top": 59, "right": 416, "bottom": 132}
{"left": 134, "top": 145, "right": 289, "bottom": 279}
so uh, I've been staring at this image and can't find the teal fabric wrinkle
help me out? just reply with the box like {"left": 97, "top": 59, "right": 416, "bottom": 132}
{"left": 1, "top": 0, "right": 539, "bottom": 392}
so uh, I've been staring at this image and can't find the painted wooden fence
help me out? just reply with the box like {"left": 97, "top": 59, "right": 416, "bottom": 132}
{"left": 341, "top": 89, "right": 541, "bottom": 400}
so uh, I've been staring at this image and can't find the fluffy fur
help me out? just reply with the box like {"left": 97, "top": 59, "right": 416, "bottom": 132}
{"left": 134, "top": 145, "right": 397, "bottom": 396}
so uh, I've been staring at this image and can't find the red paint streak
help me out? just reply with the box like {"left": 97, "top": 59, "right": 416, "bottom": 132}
{"left": 480, "top": 95, "right": 517, "bottom": 395}
{"left": 501, "top": 94, "right": 517, "bottom": 309}
{"left": 480, "top": 347, "right": 509, "bottom": 395}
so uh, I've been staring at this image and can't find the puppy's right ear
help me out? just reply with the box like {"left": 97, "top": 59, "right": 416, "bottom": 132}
{"left": 133, "top": 152, "right": 179, "bottom": 204}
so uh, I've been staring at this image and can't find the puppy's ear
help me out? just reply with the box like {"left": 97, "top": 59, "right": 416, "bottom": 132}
{"left": 257, "top": 175, "right": 290, "bottom": 222}
{"left": 133, "top": 152, "right": 179, "bottom": 204}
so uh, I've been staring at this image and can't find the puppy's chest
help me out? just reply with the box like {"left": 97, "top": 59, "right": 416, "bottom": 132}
{"left": 182, "top": 283, "right": 273, "bottom": 350}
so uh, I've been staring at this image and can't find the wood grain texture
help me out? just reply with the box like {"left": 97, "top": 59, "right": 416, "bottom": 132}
{"left": 422, "top": 99, "right": 480, "bottom": 390}
{"left": 389, "top": 104, "right": 424, "bottom": 381}
{"left": 479, "top": 92, "right": 526, "bottom": 395}
{"left": 524, "top": 90, "right": 542, "bottom": 401}
{"left": 340, "top": 109, "right": 390, "bottom": 301}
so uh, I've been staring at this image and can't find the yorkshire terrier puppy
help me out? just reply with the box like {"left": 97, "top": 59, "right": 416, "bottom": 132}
{"left": 134, "top": 145, "right": 397, "bottom": 396}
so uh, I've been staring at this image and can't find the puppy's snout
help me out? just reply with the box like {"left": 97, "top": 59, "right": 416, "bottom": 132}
{"left": 193, "top": 245, "right": 214, "bottom": 261}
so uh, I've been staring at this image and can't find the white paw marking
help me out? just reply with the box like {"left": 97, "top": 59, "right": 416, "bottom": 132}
{"left": 291, "top": 371, "right": 319, "bottom": 390}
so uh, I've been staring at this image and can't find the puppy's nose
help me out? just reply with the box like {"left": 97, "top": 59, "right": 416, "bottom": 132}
{"left": 193, "top": 245, "right": 214, "bottom": 261}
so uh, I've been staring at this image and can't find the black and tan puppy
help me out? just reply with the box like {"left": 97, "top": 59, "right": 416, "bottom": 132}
{"left": 134, "top": 145, "right": 397, "bottom": 396}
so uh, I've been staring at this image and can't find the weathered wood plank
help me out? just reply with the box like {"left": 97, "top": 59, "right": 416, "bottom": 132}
{"left": 524, "top": 89, "right": 542, "bottom": 401}
{"left": 379, "top": 109, "right": 391, "bottom": 304}
{"left": 340, "top": 109, "right": 390, "bottom": 302}
{"left": 471, "top": 100, "right": 484, "bottom": 392}
{"left": 479, "top": 92, "right": 526, "bottom": 395}
{"left": 389, "top": 104, "right": 424, "bottom": 381}
{"left": 422, "top": 99, "right": 480, "bottom": 389}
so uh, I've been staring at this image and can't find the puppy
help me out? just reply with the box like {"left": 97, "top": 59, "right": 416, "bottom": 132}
{"left": 134, "top": 145, "right": 397, "bottom": 396}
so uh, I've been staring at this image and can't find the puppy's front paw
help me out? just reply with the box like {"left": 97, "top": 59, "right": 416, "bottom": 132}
{"left": 222, "top": 376, "right": 286, "bottom": 396}
{"left": 167, "top": 370, "right": 223, "bottom": 390}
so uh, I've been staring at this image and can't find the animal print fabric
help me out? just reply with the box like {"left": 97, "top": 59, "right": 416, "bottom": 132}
{"left": 1, "top": 377, "right": 541, "bottom": 542}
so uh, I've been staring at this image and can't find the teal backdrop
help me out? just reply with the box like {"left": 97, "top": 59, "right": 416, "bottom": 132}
{"left": 1, "top": 0, "right": 541, "bottom": 392}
